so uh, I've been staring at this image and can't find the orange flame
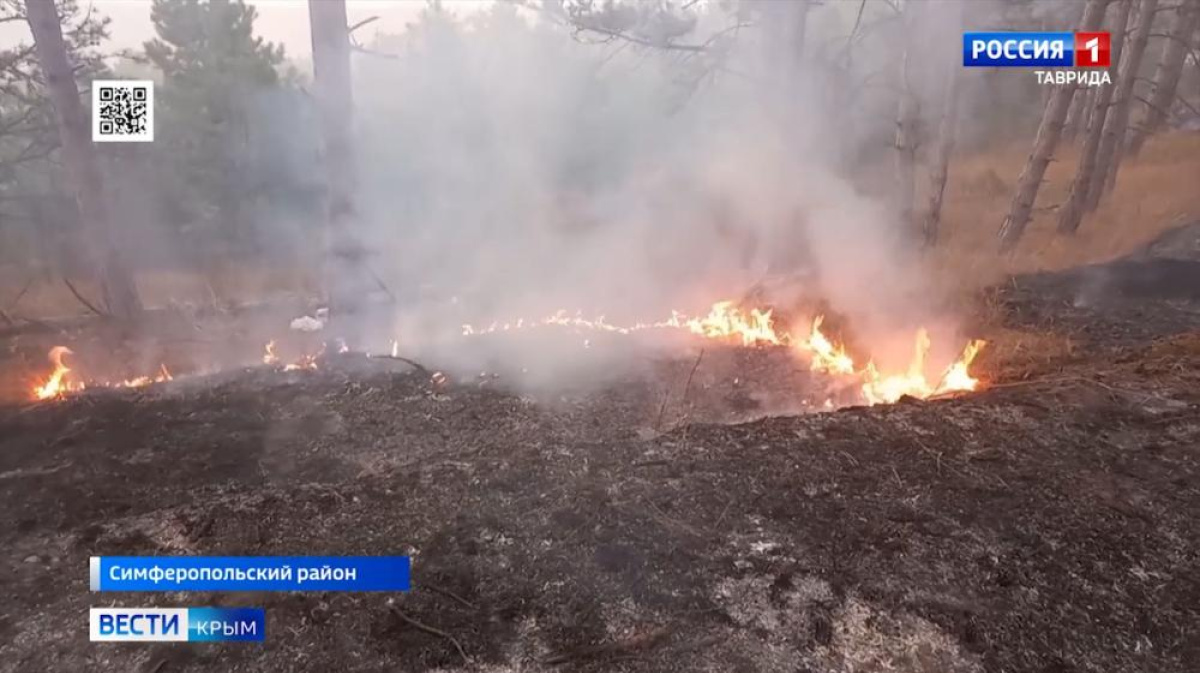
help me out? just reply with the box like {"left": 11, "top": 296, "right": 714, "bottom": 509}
{"left": 462, "top": 301, "right": 985, "bottom": 407}
{"left": 795, "top": 316, "right": 856, "bottom": 375}
{"left": 263, "top": 340, "right": 322, "bottom": 371}
{"left": 33, "top": 346, "right": 84, "bottom": 400}
{"left": 665, "top": 300, "right": 782, "bottom": 346}
{"left": 118, "top": 364, "right": 174, "bottom": 389}
{"left": 263, "top": 340, "right": 279, "bottom": 365}
{"left": 799, "top": 319, "right": 985, "bottom": 405}
{"left": 32, "top": 347, "right": 173, "bottom": 401}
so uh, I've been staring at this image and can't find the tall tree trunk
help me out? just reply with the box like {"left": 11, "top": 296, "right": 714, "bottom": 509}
{"left": 923, "top": 68, "right": 959, "bottom": 248}
{"left": 894, "top": 1, "right": 924, "bottom": 232}
{"left": 1087, "top": 0, "right": 1158, "bottom": 209}
{"left": 307, "top": 0, "right": 362, "bottom": 326}
{"left": 921, "top": 1, "right": 962, "bottom": 247}
{"left": 999, "top": 0, "right": 1108, "bottom": 252}
{"left": 1058, "top": 0, "right": 1134, "bottom": 234}
{"left": 894, "top": 46, "right": 918, "bottom": 231}
{"left": 1063, "top": 86, "right": 1093, "bottom": 143}
{"left": 1126, "top": 0, "right": 1199, "bottom": 156}
{"left": 25, "top": 0, "right": 141, "bottom": 320}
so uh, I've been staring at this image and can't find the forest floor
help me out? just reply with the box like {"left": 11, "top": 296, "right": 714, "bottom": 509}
{"left": 0, "top": 227, "right": 1199, "bottom": 672}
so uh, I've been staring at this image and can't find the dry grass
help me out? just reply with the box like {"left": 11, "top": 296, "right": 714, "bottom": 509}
{"left": 931, "top": 131, "right": 1200, "bottom": 290}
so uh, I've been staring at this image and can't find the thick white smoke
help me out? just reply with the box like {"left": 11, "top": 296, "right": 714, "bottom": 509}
{"left": 341, "top": 1, "right": 974, "bottom": 383}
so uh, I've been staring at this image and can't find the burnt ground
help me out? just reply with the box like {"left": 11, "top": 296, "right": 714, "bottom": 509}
{"left": 1, "top": 242, "right": 1199, "bottom": 672}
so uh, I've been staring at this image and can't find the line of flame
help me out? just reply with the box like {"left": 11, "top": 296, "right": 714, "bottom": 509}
{"left": 462, "top": 301, "right": 986, "bottom": 404}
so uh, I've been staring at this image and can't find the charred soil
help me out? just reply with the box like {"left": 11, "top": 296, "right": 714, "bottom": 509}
{"left": 1, "top": 255, "right": 1198, "bottom": 673}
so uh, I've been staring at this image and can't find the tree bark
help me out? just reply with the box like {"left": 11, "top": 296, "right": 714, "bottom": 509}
{"left": 924, "top": 69, "right": 960, "bottom": 248}
{"left": 894, "top": 46, "right": 918, "bottom": 230}
{"left": 894, "top": 1, "right": 924, "bottom": 232}
{"left": 307, "top": 0, "right": 363, "bottom": 324}
{"left": 25, "top": 0, "right": 142, "bottom": 320}
{"left": 1058, "top": 0, "right": 1134, "bottom": 234}
{"left": 921, "top": 1, "right": 963, "bottom": 248}
{"left": 1063, "top": 87, "right": 1090, "bottom": 143}
{"left": 1126, "top": 0, "right": 1199, "bottom": 156}
{"left": 999, "top": 0, "right": 1109, "bottom": 251}
{"left": 1087, "top": 0, "right": 1158, "bottom": 208}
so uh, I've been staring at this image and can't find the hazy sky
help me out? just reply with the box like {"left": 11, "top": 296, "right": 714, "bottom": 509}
{"left": 1, "top": 0, "right": 493, "bottom": 59}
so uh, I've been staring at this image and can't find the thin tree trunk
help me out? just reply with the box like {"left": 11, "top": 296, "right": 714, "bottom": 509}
{"left": 1126, "top": 0, "right": 1199, "bottom": 156}
{"left": 922, "top": 1, "right": 963, "bottom": 247}
{"left": 1087, "top": 0, "right": 1158, "bottom": 208}
{"left": 895, "top": 46, "right": 917, "bottom": 230}
{"left": 924, "top": 69, "right": 959, "bottom": 248}
{"left": 24, "top": 0, "right": 141, "bottom": 320}
{"left": 1058, "top": 0, "right": 1135, "bottom": 234}
{"left": 894, "top": 1, "right": 923, "bottom": 232}
{"left": 1064, "top": 86, "right": 1092, "bottom": 143}
{"left": 307, "top": 0, "right": 362, "bottom": 325}
{"left": 999, "top": 0, "right": 1109, "bottom": 251}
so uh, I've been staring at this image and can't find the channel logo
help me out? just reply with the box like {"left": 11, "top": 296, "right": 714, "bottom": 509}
{"left": 89, "top": 608, "right": 264, "bottom": 642}
{"left": 964, "top": 31, "right": 1110, "bottom": 68}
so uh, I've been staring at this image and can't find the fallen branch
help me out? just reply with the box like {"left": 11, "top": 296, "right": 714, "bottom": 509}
{"left": 347, "top": 15, "right": 379, "bottom": 34}
{"left": 388, "top": 606, "right": 468, "bottom": 663}
{"left": 367, "top": 353, "right": 432, "bottom": 377}
{"left": 655, "top": 348, "right": 704, "bottom": 430}
{"left": 62, "top": 276, "right": 108, "bottom": 318}
{"left": 425, "top": 584, "right": 477, "bottom": 610}
{"left": 4, "top": 275, "right": 34, "bottom": 314}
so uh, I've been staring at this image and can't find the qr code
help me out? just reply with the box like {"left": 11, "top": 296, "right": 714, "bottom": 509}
{"left": 92, "top": 80, "right": 154, "bottom": 143}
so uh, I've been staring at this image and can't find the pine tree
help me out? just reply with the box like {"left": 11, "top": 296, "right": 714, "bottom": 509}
{"left": 143, "top": 0, "right": 285, "bottom": 250}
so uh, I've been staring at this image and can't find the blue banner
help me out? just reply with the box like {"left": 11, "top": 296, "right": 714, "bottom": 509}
{"left": 91, "top": 556, "right": 411, "bottom": 592}
{"left": 963, "top": 31, "right": 1074, "bottom": 67}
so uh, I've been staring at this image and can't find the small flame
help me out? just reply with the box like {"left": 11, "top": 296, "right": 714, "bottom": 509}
{"left": 118, "top": 363, "right": 174, "bottom": 389}
{"left": 263, "top": 340, "right": 279, "bottom": 365}
{"left": 264, "top": 340, "right": 323, "bottom": 371}
{"left": 936, "top": 339, "right": 987, "bottom": 394}
{"left": 665, "top": 300, "right": 781, "bottom": 346}
{"left": 32, "top": 347, "right": 172, "bottom": 401}
{"left": 795, "top": 316, "right": 856, "bottom": 375}
{"left": 33, "top": 346, "right": 82, "bottom": 400}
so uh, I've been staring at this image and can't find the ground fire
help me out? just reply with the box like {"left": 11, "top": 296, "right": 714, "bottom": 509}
{"left": 4, "top": 0, "right": 1198, "bottom": 670}
{"left": 32, "top": 301, "right": 983, "bottom": 406}
{"left": 32, "top": 346, "right": 173, "bottom": 401}
{"left": 462, "top": 300, "right": 986, "bottom": 406}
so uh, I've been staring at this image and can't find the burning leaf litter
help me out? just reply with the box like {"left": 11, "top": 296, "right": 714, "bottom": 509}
{"left": 32, "top": 346, "right": 173, "bottom": 401}
{"left": 462, "top": 300, "right": 986, "bottom": 405}
{"left": 32, "top": 301, "right": 984, "bottom": 406}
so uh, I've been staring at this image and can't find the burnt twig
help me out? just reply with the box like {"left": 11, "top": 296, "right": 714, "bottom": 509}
{"left": 655, "top": 348, "right": 704, "bottom": 430}
{"left": 367, "top": 353, "right": 432, "bottom": 377}
{"left": 388, "top": 606, "right": 468, "bottom": 663}
{"left": 425, "top": 584, "right": 478, "bottom": 610}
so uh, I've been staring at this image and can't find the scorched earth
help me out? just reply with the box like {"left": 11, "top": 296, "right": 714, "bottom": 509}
{"left": 1, "top": 240, "right": 1198, "bottom": 673}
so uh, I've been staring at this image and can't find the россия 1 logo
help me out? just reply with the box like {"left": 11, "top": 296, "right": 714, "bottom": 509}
{"left": 963, "top": 31, "right": 1112, "bottom": 87}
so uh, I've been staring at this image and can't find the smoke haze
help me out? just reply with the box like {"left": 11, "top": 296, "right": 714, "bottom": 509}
{"left": 334, "top": 1, "right": 985, "bottom": 382}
